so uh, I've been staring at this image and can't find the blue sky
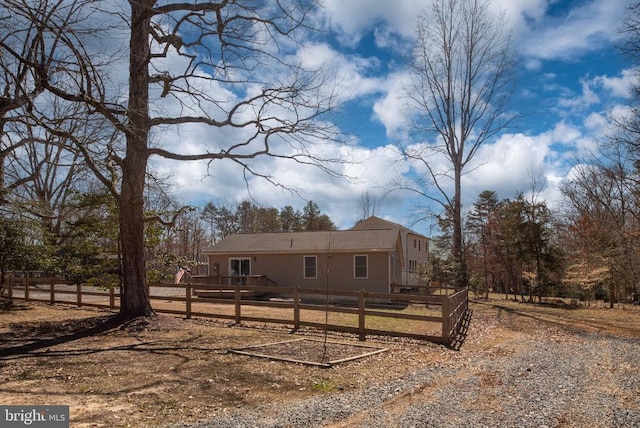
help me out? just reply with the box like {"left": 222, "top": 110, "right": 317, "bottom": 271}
{"left": 158, "top": 0, "right": 635, "bottom": 235}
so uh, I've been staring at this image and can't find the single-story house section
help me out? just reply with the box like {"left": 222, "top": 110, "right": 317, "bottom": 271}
{"left": 202, "top": 216, "right": 429, "bottom": 295}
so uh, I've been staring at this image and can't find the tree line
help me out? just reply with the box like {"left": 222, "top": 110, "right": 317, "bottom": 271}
{"left": 200, "top": 200, "right": 335, "bottom": 242}
{"left": 432, "top": 190, "right": 563, "bottom": 302}
{"left": 432, "top": 173, "right": 639, "bottom": 307}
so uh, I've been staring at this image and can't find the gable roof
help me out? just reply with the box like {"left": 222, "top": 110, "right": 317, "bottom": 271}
{"left": 351, "top": 216, "right": 428, "bottom": 238}
{"left": 203, "top": 229, "right": 401, "bottom": 255}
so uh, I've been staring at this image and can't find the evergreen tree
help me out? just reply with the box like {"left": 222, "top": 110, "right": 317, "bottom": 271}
{"left": 280, "top": 206, "right": 302, "bottom": 232}
{"left": 466, "top": 190, "right": 502, "bottom": 298}
{"left": 55, "top": 191, "right": 120, "bottom": 287}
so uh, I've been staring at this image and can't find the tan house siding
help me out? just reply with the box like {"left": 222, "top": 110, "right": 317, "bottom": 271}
{"left": 203, "top": 216, "right": 425, "bottom": 295}
{"left": 207, "top": 251, "right": 395, "bottom": 294}
{"left": 404, "top": 232, "right": 430, "bottom": 286}
{"left": 352, "top": 216, "right": 429, "bottom": 287}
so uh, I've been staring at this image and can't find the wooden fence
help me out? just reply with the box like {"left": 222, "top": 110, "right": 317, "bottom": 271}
{"left": 2, "top": 276, "right": 468, "bottom": 346}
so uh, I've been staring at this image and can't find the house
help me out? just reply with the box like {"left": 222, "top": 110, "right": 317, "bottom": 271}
{"left": 202, "top": 216, "right": 429, "bottom": 294}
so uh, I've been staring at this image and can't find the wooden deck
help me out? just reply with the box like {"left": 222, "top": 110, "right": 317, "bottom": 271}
{"left": 191, "top": 275, "right": 277, "bottom": 300}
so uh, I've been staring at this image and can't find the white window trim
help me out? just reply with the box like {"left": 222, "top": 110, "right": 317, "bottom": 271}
{"left": 354, "top": 254, "right": 368, "bottom": 279}
{"left": 303, "top": 255, "right": 318, "bottom": 279}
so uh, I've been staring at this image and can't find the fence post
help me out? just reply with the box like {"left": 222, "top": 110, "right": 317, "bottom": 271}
{"left": 50, "top": 277, "right": 55, "bottom": 304}
{"left": 463, "top": 287, "right": 469, "bottom": 313}
{"left": 24, "top": 277, "right": 29, "bottom": 301}
{"left": 234, "top": 283, "right": 241, "bottom": 324}
{"left": 186, "top": 282, "right": 192, "bottom": 319}
{"left": 441, "top": 295, "right": 450, "bottom": 345}
{"left": 109, "top": 287, "right": 115, "bottom": 309}
{"left": 293, "top": 286, "right": 300, "bottom": 330}
{"left": 358, "top": 290, "right": 366, "bottom": 341}
{"left": 76, "top": 283, "right": 82, "bottom": 307}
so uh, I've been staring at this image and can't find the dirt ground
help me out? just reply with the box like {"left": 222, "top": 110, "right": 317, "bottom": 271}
{"left": 1, "top": 296, "right": 638, "bottom": 427}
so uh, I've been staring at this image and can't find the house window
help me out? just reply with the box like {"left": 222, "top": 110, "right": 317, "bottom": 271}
{"left": 354, "top": 255, "right": 368, "bottom": 279}
{"left": 419, "top": 240, "right": 421, "bottom": 251}
{"left": 304, "top": 256, "right": 317, "bottom": 279}
{"left": 229, "top": 258, "right": 250, "bottom": 276}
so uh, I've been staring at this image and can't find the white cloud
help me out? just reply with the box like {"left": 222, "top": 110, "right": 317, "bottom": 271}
{"left": 371, "top": 71, "right": 412, "bottom": 137}
{"left": 548, "top": 122, "right": 582, "bottom": 145}
{"left": 489, "top": 0, "right": 548, "bottom": 33}
{"left": 583, "top": 112, "right": 608, "bottom": 131}
{"left": 456, "top": 118, "right": 602, "bottom": 210}
{"left": 595, "top": 68, "right": 637, "bottom": 99}
{"left": 315, "top": 0, "right": 627, "bottom": 71}
{"left": 557, "top": 79, "right": 600, "bottom": 111}
{"left": 609, "top": 104, "right": 635, "bottom": 124}
{"left": 546, "top": 67, "right": 635, "bottom": 123}
{"left": 544, "top": 121, "right": 596, "bottom": 162}
{"left": 294, "top": 42, "right": 385, "bottom": 101}
{"left": 153, "top": 138, "right": 409, "bottom": 229}
{"left": 315, "top": 0, "right": 420, "bottom": 47}
{"left": 539, "top": 172, "right": 566, "bottom": 211}
{"left": 464, "top": 132, "right": 551, "bottom": 200}
{"left": 518, "top": 0, "right": 627, "bottom": 63}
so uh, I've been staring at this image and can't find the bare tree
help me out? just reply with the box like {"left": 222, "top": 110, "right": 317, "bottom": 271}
{"left": 6, "top": 100, "right": 95, "bottom": 237}
{"left": 403, "top": 0, "right": 517, "bottom": 287}
{"left": 0, "top": 0, "right": 81, "bottom": 204}
{"left": 6, "top": 0, "right": 343, "bottom": 317}
{"left": 560, "top": 148, "right": 640, "bottom": 307}
{"left": 356, "top": 190, "right": 380, "bottom": 223}
{"left": 613, "top": 2, "right": 640, "bottom": 163}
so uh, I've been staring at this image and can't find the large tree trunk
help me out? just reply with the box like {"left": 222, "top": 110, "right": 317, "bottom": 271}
{"left": 0, "top": 122, "right": 6, "bottom": 205}
{"left": 452, "top": 165, "right": 467, "bottom": 289}
{"left": 119, "top": 0, "right": 153, "bottom": 318}
{"left": 119, "top": 149, "right": 152, "bottom": 317}
{"left": 609, "top": 282, "right": 616, "bottom": 309}
{"left": 0, "top": 154, "right": 5, "bottom": 204}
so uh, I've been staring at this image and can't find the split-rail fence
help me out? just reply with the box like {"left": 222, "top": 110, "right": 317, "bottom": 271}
{"left": 2, "top": 276, "right": 468, "bottom": 346}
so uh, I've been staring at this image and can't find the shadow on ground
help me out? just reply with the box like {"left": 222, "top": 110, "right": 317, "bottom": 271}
{"left": 448, "top": 308, "right": 472, "bottom": 351}
{"left": 0, "top": 313, "right": 126, "bottom": 358}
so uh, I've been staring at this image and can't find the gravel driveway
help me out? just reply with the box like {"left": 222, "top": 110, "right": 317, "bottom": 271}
{"left": 169, "top": 306, "right": 640, "bottom": 428}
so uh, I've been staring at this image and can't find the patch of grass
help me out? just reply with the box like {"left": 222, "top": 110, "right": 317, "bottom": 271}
{"left": 312, "top": 379, "right": 341, "bottom": 392}
{"left": 78, "top": 384, "right": 94, "bottom": 393}
{"left": 15, "top": 370, "right": 31, "bottom": 380}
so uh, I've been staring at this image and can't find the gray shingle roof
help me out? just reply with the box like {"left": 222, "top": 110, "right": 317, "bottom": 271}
{"left": 203, "top": 229, "right": 401, "bottom": 254}
{"left": 351, "top": 216, "right": 428, "bottom": 238}
{"left": 350, "top": 215, "right": 404, "bottom": 231}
